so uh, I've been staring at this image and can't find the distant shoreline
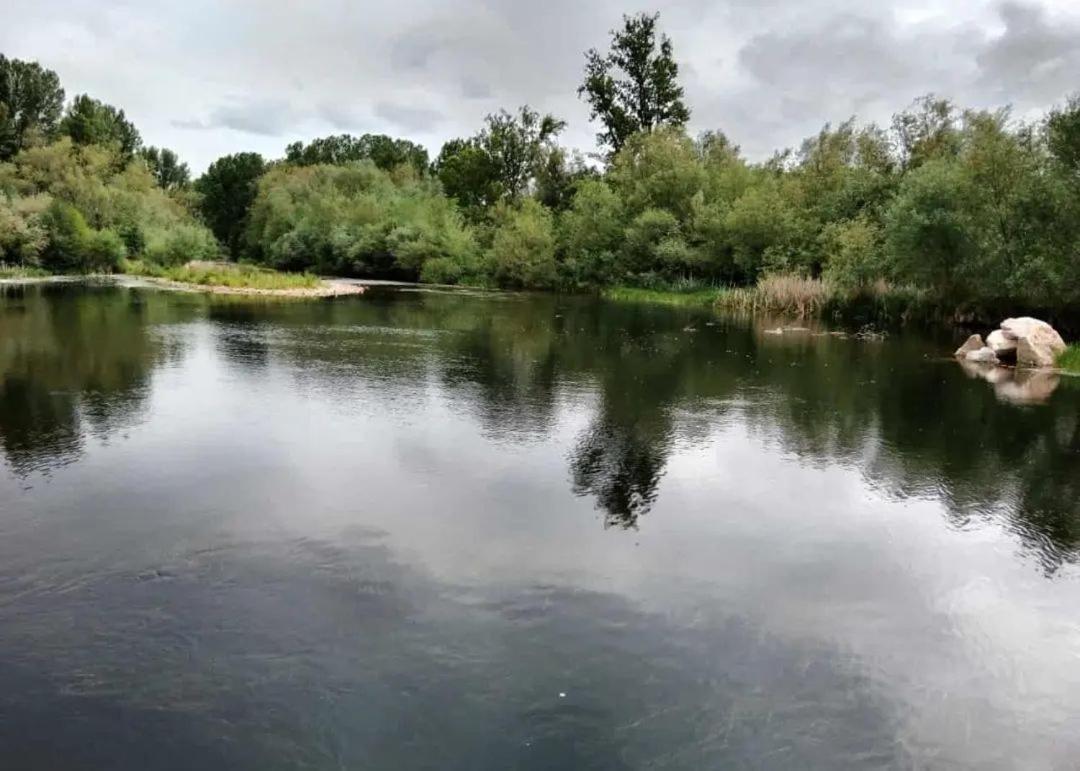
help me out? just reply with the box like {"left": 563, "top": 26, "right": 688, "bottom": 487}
{"left": 0, "top": 274, "right": 366, "bottom": 299}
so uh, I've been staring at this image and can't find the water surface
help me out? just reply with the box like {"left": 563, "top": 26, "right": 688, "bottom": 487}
{"left": 1, "top": 282, "right": 1078, "bottom": 770}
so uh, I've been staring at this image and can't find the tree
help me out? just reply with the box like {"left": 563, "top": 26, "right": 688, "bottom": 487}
{"left": 284, "top": 133, "right": 429, "bottom": 175}
{"left": 195, "top": 152, "right": 266, "bottom": 257}
{"left": 479, "top": 106, "right": 566, "bottom": 201}
{"left": 60, "top": 94, "right": 141, "bottom": 158}
{"left": 139, "top": 146, "right": 190, "bottom": 191}
{"left": 485, "top": 199, "right": 558, "bottom": 289}
{"left": 891, "top": 95, "right": 960, "bottom": 170}
{"left": 434, "top": 138, "right": 501, "bottom": 211}
{"left": 1046, "top": 93, "right": 1080, "bottom": 179}
{"left": 578, "top": 12, "right": 690, "bottom": 154}
{"left": 435, "top": 106, "right": 565, "bottom": 210}
{"left": 0, "top": 55, "right": 65, "bottom": 160}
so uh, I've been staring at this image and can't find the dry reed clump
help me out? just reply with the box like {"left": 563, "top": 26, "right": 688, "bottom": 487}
{"left": 716, "top": 274, "right": 833, "bottom": 318}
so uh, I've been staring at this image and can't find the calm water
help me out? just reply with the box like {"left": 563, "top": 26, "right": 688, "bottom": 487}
{"left": 1, "top": 282, "right": 1078, "bottom": 770}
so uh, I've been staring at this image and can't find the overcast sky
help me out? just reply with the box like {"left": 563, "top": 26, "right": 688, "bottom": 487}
{"left": 5, "top": 0, "right": 1080, "bottom": 172}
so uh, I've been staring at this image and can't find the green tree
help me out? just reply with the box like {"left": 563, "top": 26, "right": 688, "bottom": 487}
{"left": 892, "top": 95, "right": 960, "bottom": 170}
{"left": 486, "top": 199, "right": 558, "bottom": 289}
{"left": 195, "top": 152, "right": 266, "bottom": 257}
{"left": 559, "top": 179, "right": 627, "bottom": 286}
{"left": 0, "top": 56, "right": 65, "bottom": 160}
{"left": 1046, "top": 94, "right": 1080, "bottom": 179}
{"left": 139, "top": 146, "right": 190, "bottom": 191}
{"left": 435, "top": 106, "right": 565, "bottom": 211}
{"left": 883, "top": 159, "right": 974, "bottom": 295}
{"left": 434, "top": 138, "right": 501, "bottom": 212}
{"left": 284, "top": 133, "right": 429, "bottom": 174}
{"left": 578, "top": 12, "right": 690, "bottom": 154}
{"left": 59, "top": 94, "right": 141, "bottom": 158}
{"left": 479, "top": 106, "right": 566, "bottom": 201}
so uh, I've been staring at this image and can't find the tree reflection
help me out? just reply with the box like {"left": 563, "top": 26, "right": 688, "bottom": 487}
{"left": 0, "top": 284, "right": 188, "bottom": 475}
{"left": 2, "top": 284, "right": 1079, "bottom": 571}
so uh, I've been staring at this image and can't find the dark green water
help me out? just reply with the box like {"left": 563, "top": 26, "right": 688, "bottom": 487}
{"left": 1, "top": 282, "right": 1078, "bottom": 770}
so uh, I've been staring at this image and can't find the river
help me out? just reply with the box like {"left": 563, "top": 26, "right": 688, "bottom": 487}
{"left": 0, "top": 281, "right": 1078, "bottom": 769}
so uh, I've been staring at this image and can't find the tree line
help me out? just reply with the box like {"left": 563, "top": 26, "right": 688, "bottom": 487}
{"left": 2, "top": 13, "right": 1080, "bottom": 308}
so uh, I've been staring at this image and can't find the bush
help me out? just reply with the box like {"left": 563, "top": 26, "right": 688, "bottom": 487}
{"left": 821, "top": 218, "right": 883, "bottom": 290}
{"left": 486, "top": 200, "right": 558, "bottom": 289}
{"left": 145, "top": 223, "right": 220, "bottom": 265}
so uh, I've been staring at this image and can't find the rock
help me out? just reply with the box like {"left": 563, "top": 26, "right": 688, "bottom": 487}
{"left": 986, "top": 329, "right": 1017, "bottom": 361}
{"left": 955, "top": 334, "right": 984, "bottom": 358}
{"left": 965, "top": 346, "right": 999, "bottom": 364}
{"left": 1000, "top": 317, "right": 1066, "bottom": 368}
{"left": 1016, "top": 336, "right": 1058, "bottom": 368}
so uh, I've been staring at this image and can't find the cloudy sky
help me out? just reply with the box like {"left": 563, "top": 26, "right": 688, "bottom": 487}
{"left": 5, "top": 0, "right": 1080, "bottom": 172}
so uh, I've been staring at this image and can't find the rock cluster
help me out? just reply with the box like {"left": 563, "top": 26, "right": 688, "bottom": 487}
{"left": 954, "top": 317, "right": 1067, "bottom": 368}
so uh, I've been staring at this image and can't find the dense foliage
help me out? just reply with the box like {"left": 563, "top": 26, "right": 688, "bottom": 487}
{"left": 0, "top": 138, "right": 217, "bottom": 271}
{"left": 4, "top": 8, "right": 1080, "bottom": 312}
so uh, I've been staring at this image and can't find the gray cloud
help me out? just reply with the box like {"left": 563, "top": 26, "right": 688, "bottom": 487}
{"left": 5, "top": 0, "right": 1080, "bottom": 172}
{"left": 975, "top": 1, "right": 1080, "bottom": 104}
{"left": 375, "top": 101, "right": 444, "bottom": 133}
{"left": 173, "top": 98, "right": 301, "bottom": 136}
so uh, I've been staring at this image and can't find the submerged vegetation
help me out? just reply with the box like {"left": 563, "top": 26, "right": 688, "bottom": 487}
{"left": 3, "top": 13, "right": 1080, "bottom": 321}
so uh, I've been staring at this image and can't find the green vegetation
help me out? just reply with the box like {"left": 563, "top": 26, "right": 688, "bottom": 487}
{"left": 1058, "top": 345, "right": 1080, "bottom": 373}
{"left": 602, "top": 284, "right": 719, "bottom": 307}
{"left": 4, "top": 9, "right": 1080, "bottom": 322}
{"left": 0, "top": 263, "right": 49, "bottom": 278}
{"left": 123, "top": 260, "right": 318, "bottom": 290}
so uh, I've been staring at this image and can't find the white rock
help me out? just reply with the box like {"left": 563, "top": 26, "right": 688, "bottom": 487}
{"left": 986, "top": 329, "right": 1016, "bottom": 358}
{"left": 965, "top": 346, "right": 999, "bottom": 364}
{"left": 1000, "top": 317, "right": 1066, "bottom": 368}
{"left": 954, "top": 334, "right": 984, "bottom": 359}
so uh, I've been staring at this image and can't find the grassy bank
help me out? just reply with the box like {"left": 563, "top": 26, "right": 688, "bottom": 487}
{"left": 121, "top": 260, "right": 320, "bottom": 290}
{"left": 605, "top": 275, "right": 935, "bottom": 326}
{"left": 0, "top": 264, "right": 51, "bottom": 279}
{"left": 602, "top": 285, "right": 720, "bottom": 307}
{"left": 1058, "top": 346, "right": 1080, "bottom": 373}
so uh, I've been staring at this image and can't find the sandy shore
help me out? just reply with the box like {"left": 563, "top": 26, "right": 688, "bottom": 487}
{"left": 0, "top": 274, "right": 367, "bottom": 299}
{"left": 133, "top": 276, "right": 367, "bottom": 298}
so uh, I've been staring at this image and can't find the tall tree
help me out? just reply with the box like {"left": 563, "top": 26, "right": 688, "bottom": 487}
{"left": 139, "top": 146, "right": 190, "bottom": 191}
{"left": 434, "top": 138, "right": 501, "bottom": 211}
{"left": 60, "top": 94, "right": 142, "bottom": 158}
{"left": 284, "top": 133, "right": 429, "bottom": 175}
{"left": 578, "top": 12, "right": 690, "bottom": 155}
{"left": 435, "top": 106, "right": 565, "bottom": 210}
{"left": 891, "top": 95, "right": 960, "bottom": 171}
{"left": 195, "top": 152, "right": 266, "bottom": 257}
{"left": 0, "top": 55, "right": 65, "bottom": 160}
{"left": 479, "top": 106, "right": 566, "bottom": 200}
{"left": 1046, "top": 93, "right": 1080, "bottom": 179}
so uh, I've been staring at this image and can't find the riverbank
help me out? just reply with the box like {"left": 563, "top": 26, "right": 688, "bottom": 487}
{"left": 0, "top": 262, "right": 367, "bottom": 299}
{"left": 602, "top": 275, "right": 1080, "bottom": 337}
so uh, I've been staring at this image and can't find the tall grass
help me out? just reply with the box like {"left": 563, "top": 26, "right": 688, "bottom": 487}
{"left": 1058, "top": 345, "right": 1080, "bottom": 373}
{"left": 715, "top": 275, "right": 832, "bottom": 318}
{"left": 0, "top": 264, "right": 51, "bottom": 279}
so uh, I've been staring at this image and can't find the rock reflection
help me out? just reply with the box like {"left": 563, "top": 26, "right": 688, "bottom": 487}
{"left": 958, "top": 359, "right": 1061, "bottom": 405}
